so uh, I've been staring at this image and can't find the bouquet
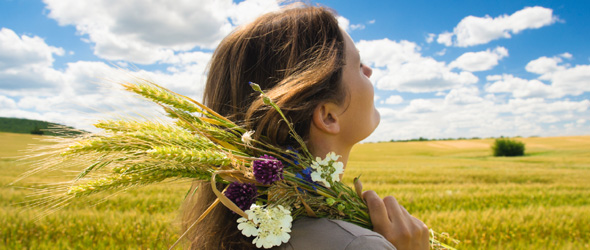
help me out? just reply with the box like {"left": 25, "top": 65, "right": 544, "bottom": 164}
{"left": 22, "top": 78, "right": 457, "bottom": 249}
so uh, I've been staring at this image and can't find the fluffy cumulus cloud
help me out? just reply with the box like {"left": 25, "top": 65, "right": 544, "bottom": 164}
{"left": 43, "top": 0, "right": 279, "bottom": 64}
{"left": 486, "top": 53, "right": 590, "bottom": 99}
{"left": 525, "top": 55, "right": 568, "bottom": 75}
{"left": 365, "top": 50, "right": 589, "bottom": 141}
{"left": 437, "top": 6, "right": 558, "bottom": 47}
{"left": 0, "top": 28, "right": 211, "bottom": 131}
{"left": 437, "top": 32, "right": 453, "bottom": 46}
{"left": 0, "top": 28, "right": 65, "bottom": 90}
{"left": 1, "top": 0, "right": 282, "bottom": 129}
{"left": 525, "top": 54, "right": 590, "bottom": 96}
{"left": 357, "top": 38, "right": 478, "bottom": 93}
{"left": 0, "top": 28, "right": 64, "bottom": 70}
{"left": 485, "top": 74, "right": 561, "bottom": 99}
{"left": 546, "top": 65, "right": 590, "bottom": 96}
{"left": 2, "top": 2, "right": 589, "bottom": 142}
{"left": 337, "top": 16, "right": 369, "bottom": 32}
{"left": 1, "top": 58, "right": 210, "bottom": 131}
{"left": 403, "top": 99, "right": 443, "bottom": 113}
{"left": 367, "top": 93, "right": 590, "bottom": 142}
{"left": 425, "top": 33, "right": 436, "bottom": 43}
{"left": 449, "top": 47, "right": 508, "bottom": 72}
{"left": 0, "top": 95, "right": 17, "bottom": 109}
{"left": 384, "top": 95, "right": 403, "bottom": 105}
{"left": 444, "top": 86, "right": 483, "bottom": 105}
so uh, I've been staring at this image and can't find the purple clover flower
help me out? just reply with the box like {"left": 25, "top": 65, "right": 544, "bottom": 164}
{"left": 253, "top": 155, "right": 284, "bottom": 185}
{"left": 225, "top": 182, "right": 257, "bottom": 212}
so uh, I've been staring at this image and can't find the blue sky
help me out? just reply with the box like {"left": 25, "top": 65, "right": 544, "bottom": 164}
{"left": 0, "top": 0, "right": 588, "bottom": 142}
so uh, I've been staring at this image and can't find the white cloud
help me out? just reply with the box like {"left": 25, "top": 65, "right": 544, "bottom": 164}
{"left": 384, "top": 95, "right": 403, "bottom": 104}
{"left": 350, "top": 24, "right": 366, "bottom": 30}
{"left": 537, "top": 114, "right": 560, "bottom": 123}
{"left": 0, "top": 11, "right": 215, "bottom": 129}
{"left": 525, "top": 54, "right": 590, "bottom": 96}
{"left": 357, "top": 38, "right": 478, "bottom": 93}
{"left": 444, "top": 86, "right": 483, "bottom": 105}
{"left": 0, "top": 28, "right": 65, "bottom": 90}
{"left": 365, "top": 94, "right": 589, "bottom": 142}
{"left": 2, "top": 3, "right": 588, "bottom": 144}
{"left": 337, "top": 16, "right": 351, "bottom": 31}
{"left": 337, "top": 16, "right": 367, "bottom": 31}
{"left": 450, "top": 46, "right": 508, "bottom": 72}
{"left": 43, "top": 0, "right": 279, "bottom": 64}
{"left": 545, "top": 65, "right": 590, "bottom": 96}
{"left": 0, "top": 28, "right": 64, "bottom": 70}
{"left": 525, "top": 56, "right": 566, "bottom": 75}
{"left": 560, "top": 52, "right": 573, "bottom": 59}
{"left": 0, "top": 95, "right": 17, "bottom": 109}
{"left": 227, "top": 0, "right": 281, "bottom": 26}
{"left": 2, "top": 59, "right": 209, "bottom": 131}
{"left": 426, "top": 33, "right": 436, "bottom": 43}
{"left": 502, "top": 98, "right": 589, "bottom": 114}
{"left": 486, "top": 74, "right": 503, "bottom": 81}
{"left": 485, "top": 74, "right": 561, "bottom": 99}
{"left": 435, "top": 49, "right": 447, "bottom": 56}
{"left": 403, "top": 99, "right": 442, "bottom": 113}
{"left": 0, "top": 30, "right": 209, "bottom": 131}
{"left": 437, "top": 32, "right": 453, "bottom": 46}
{"left": 437, "top": 6, "right": 558, "bottom": 47}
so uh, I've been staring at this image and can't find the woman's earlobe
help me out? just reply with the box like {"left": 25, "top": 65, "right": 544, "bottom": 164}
{"left": 312, "top": 103, "right": 341, "bottom": 134}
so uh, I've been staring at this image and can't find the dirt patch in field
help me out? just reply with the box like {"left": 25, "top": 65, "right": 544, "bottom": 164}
{"left": 426, "top": 141, "right": 490, "bottom": 149}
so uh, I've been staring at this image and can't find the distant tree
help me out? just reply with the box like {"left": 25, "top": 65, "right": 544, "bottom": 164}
{"left": 30, "top": 125, "right": 44, "bottom": 135}
{"left": 492, "top": 138, "right": 525, "bottom": 156}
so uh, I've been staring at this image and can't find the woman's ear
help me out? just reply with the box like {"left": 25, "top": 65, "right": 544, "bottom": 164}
{"left": 312, "top": 102, "right": 341, "bottom": 134}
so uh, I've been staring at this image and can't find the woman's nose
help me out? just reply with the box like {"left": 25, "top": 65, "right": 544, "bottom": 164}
{"left": 362, "top": 64, "right": 372, "bottom": 78}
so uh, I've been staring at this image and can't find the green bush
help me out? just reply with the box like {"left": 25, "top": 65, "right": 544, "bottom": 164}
{"left": 492, "top": 138, "right": 525, "bottom": 156}
{"left": 30, "top": 125, "right": 44, "bottom": 135}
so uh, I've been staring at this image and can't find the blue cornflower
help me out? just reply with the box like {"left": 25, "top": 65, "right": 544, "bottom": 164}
{"left": 283, "top": 146, "right": 300, "bottom": 166}
{"left": 295, "top": 166, "right": 318, "bottom": 191}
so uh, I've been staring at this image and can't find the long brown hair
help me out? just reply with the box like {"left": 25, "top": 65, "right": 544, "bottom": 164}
{"left": 180, "top": 4, "right": 346, "bottom": 249}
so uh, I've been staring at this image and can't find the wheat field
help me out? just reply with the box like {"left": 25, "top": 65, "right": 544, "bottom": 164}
{"left": 1, "top": 132, "right": 589, "bottom": 249}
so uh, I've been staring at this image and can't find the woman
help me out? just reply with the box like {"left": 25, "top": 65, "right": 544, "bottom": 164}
{"left": 181, "top": 4, "right": 429, "bottom": 250}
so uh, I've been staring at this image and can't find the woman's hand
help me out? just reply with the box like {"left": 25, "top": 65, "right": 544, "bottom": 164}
{"left": 363, "top": 190, "right": 430, "bottom": 250}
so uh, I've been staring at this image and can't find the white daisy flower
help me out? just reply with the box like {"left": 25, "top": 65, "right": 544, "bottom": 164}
{"left": 309, "top": 152, "right": 344, "bottom": 188}
{"left": 327, "top": 152, "right": 340, "bottom": 162}
{"left": 330, "top": 161, "right": 344, "bottom": 182}
{"left": 237, "top": 204, "right": 293, "bottom": 249}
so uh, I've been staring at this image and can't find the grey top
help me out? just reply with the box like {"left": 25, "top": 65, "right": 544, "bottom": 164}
{"left": 273, "top": 217, "right": 396, "bottom": 250}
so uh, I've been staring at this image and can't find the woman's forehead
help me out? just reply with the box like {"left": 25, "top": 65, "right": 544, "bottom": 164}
{"left": 342, "top": 31, "right": 360, "bottom": 62}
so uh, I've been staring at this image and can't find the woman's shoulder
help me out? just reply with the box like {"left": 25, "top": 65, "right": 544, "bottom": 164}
{"left": 273, "top": 217, "right": 396, "bottom": 250}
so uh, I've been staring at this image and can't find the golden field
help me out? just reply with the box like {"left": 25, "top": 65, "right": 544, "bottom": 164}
{"left": 1, "top": 132, "right": 589, "bottom": 249}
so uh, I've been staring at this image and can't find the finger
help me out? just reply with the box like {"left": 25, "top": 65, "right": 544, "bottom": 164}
{"left": 383, "top": 196, "right": 404, "bottom": 223}
{"left": 399, "top": 203, "right": 411, "bottom": 217}
{"left": 413, "top": 217, "right": 428, "bottom": 231}
{"left": 399, "top": 203, "right": 426, "bottom": 231}
{"left": 362, "top": 190, "right": 390, "bottom": 229}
